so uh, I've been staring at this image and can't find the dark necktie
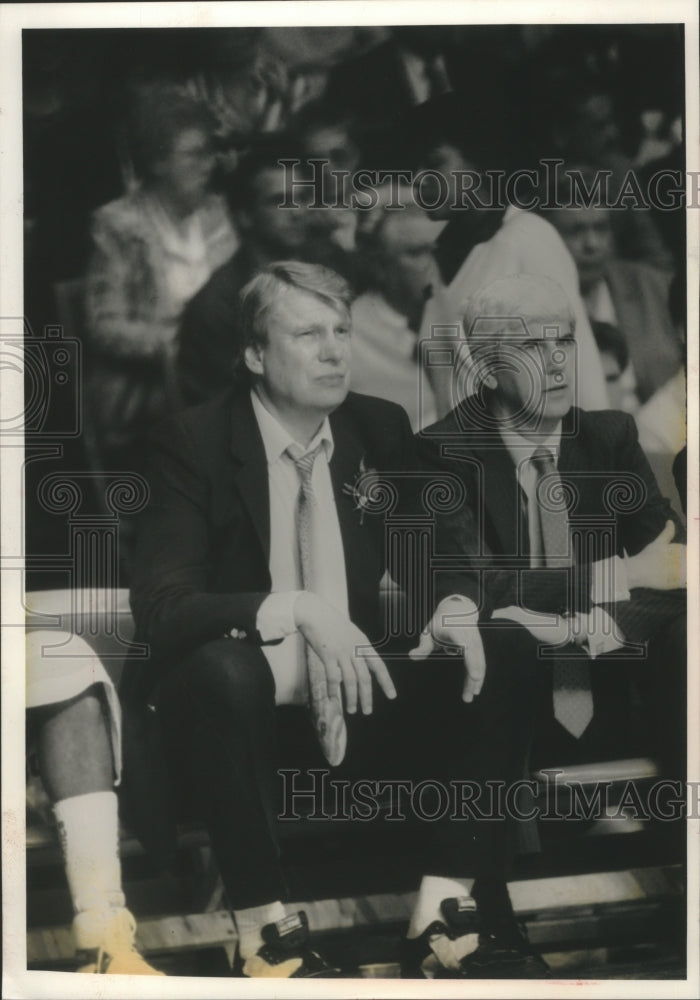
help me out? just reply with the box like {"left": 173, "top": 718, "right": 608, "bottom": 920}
{"left": 531, "top": 447, "right": 594, "bottom": 739}
{"left": 287, "top": 442, "right": 347, "bottom": 766}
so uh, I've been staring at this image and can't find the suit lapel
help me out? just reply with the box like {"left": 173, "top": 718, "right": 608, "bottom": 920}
{"left": 557, "top": 409, "right": 589, "bottom": 513}
{"left": 229, "top": 391, "right": 270, "bottom": 563}
{"left": 476, "top": 442, "right": 523, "bottom": 556}
{"left": 448, "top": 403, "right": 524, "bottom": 557}
{"left": 328, "top": 409, "right": 368, "bottom": 576}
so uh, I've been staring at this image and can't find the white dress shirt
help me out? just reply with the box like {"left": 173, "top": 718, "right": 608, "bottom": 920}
{"left": 499, "top": 423, "right": 629, "bottom": 655}
{"left": 251, "top": 390, "right": 349, "bottom": 705}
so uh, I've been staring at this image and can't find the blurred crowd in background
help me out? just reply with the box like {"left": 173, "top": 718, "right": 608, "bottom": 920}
{"left": 23, "top": 24, "right": 687, "bottom": 577}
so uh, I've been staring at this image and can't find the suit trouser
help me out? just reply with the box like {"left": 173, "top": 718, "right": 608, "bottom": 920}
{"left": 156, "top": 624, "right": 541, "bottom": 911}
{"left": 530, "top": 611, "right": 687, "bottom": 783}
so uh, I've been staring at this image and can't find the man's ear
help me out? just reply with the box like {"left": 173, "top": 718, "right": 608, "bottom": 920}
{"left": 244, "top": 343, "right": 264, "bottom": 376}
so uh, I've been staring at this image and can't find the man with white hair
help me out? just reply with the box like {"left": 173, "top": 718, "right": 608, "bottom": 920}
{"left": 419, "top": 272, "right": 686, "bottom": 778}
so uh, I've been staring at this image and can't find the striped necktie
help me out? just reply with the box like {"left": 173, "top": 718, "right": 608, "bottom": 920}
{"left": 532, "top": 447, "right": 594, "bottom": 739}
{"left": 287, "top": 442, "right": 347, "bottom": 766}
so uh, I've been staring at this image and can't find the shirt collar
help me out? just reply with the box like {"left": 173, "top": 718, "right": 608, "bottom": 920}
{"left": 250, "top": 388, "right": 334, "bottom": 465}
{"left": 499, "top": 422, "right": 563, "bottom": 468}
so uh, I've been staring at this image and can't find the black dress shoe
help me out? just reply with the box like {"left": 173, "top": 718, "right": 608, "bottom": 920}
{"left": 401, "top": 896, "right": 550, "bottom": 979}
{"left": 232, "top": 911, "right": 344, "bottom": 978}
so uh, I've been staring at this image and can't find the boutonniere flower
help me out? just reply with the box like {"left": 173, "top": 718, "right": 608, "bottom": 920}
{"left": 342, "top": 456, "right": 381, "bottom": 525}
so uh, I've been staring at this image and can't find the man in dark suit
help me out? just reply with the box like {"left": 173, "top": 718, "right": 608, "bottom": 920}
{"left": 418, "top": 273, "right": 687, "bottom": 775}
{"left": 126, "top": 261, "right": 550, "bottom": 978}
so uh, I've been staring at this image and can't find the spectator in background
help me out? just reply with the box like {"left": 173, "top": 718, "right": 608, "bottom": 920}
{"left": 545, "top": 167, "right": 682, "bottom": 405}
{"left": 403, "top": 95, "right": 609, "bottom": 412}
{"left": 323, "top": 25, "right": 527, "bottom": 162}
{"left": 183, "top": 32, "right": 291, "bottom": 153}
{"left": 324, "top": 26, "right": 456, "bottom": 139}
{"left": 528, "top": 71, "right": 674, "bottom": 273}
{"left": 351, "top": 190, "right": 444, "bottom": 429}
{"left": 291, "top": 99, "right": 363, "bottom": 251}
{"left": 177, "top": 138, "right": 361, "bottom": 405}
{"left": 591, "top": 320, "right": 639, "bottom": 414}
{"left": 636, "top": 273, "right": 687, "bottom": 520}
{"left": 84, "top": 85, "right": 236, "bottom": 467}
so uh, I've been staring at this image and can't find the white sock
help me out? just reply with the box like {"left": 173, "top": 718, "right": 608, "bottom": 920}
{"left": 407, "top": 875, "right": 476, "bottom": 939}
{"left": 234, "top": 900, "right": 286, "bottom": 959}
{"left": 53, "top": 791, "right": 125, "bottom": 915}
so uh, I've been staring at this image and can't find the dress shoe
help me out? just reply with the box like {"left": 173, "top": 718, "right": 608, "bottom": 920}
{"left": 232, "top": 911, "right": 344, "bottom": 978}
{"left": 401, "top": 896, "right": 549, "bottom": 979}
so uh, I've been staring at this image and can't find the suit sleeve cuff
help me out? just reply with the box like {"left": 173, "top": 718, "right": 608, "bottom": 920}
{"left": 591, "top": 556, "right": 630, "bottom": 605}
{"left": 580, "top": 608, "right": 627, "bottom": 658}
{"left": 256, "top": 592, "right": 303, "bottom": 642}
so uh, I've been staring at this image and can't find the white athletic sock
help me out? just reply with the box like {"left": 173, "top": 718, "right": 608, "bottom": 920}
{"left": 407, "top": 875, "right": 476, "bottom": 939}
{"left": 234, "top": 900, "right": 286, "bottom": 959}
{"left": 53, "top": 791, "right": 125, "bottom": 915}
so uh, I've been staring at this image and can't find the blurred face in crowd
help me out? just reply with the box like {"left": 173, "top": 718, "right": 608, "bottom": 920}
{"left": 482, "top": 314, "right": 576, "bottom": 435}
{"left": 572, "top": 93, "right": 622, "bottom": 161}
{"left": 303, "top": 123, "right": 361, "bottom": 176}
{"left": 416, "top": 142, "right": 477, "bottom": 221}
{"left": 241, "top": 165, "right": 313, "bottom": 254}
{"left": 549, "top": 205, "right": 614, "bottom": 294}
{"left": 373, "top": 209, "right": 441, "bottom": 325}
{"left": 153, "top": 127, "right": 216, "bottom": 211}
{"left": 245, "top": 286, "right": 351, "bottom": 435}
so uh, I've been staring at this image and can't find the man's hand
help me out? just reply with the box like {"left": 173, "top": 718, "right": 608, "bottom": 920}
{"left": 294, "top": 593, "right": 396, "bottom": 715}
{"left": 625, "top": 520, "right": 687, "bottom": 590}
{"left": 409, "top": 596, "right": 486, "bottom": 703}
{"left": 490, "top": 606, "right": 582, "bottom": 646}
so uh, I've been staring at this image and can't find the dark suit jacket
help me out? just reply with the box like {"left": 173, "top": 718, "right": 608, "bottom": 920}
{"left": 124, "top": 388, "right": 420, "bottom": 707}
{"left": 417, "top": 401, "right": 684, "bottom": 641}
{"left": 605, "top": 258, "right": 681, "bottom": 404}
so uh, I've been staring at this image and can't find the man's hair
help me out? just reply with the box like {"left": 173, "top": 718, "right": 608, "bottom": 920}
{"left": 398, "top": 92, "right": 508, "bottom": 173}
{"left": 233, "top": 261, "right": 353, "bottom": 383}
{"left": 225, "top": 134, "right": 304, "bottom": 213}
{"left": 289, "top": 98, "right": 359, "bottom": 145}
{"left": 463, "top": 273, "right": 575, "bottom": 358}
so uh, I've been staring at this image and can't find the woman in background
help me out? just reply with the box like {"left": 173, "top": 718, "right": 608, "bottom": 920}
{"left": 85, "top": 85, "right": 237, "bottom": 468}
